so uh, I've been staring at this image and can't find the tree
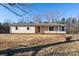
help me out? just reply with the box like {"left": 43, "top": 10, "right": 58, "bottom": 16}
{"left": 72, "top": 18, "right": 77, "bottom": 24}
{"left": 76, "top": 15, "right": 79, "bottom": 33}
{"left": 44, "top": 10, "right": 62, "bottom": 23}
{"left": 17, "top": 18, "right": 27, "bottom": 24}
{"left": 76, "top": 20, "right": 79, "bottom": 33}
{"left": 0, "top": 22, "right": 1, "bottom": 33}
{"left": 33, "top": 15, "right": 42, "bottom": 24}
{"left": 66, "top": 17, "right": 78, "bottom": 34}
{"left": 0, "top": 22, "right": 1, "bottom": 27}
{"left": 0, "top": 19, "right": 11, "bottom": 33}
{"left": 2, "top": 22, "right": 10, "bottom": 33}
{"left": 60, "top": 18, "right": 66, "bottom": 24}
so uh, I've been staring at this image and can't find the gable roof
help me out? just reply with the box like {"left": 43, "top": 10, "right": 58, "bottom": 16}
{"left": 10, "top": 23, "right": 67, "bottom": 27}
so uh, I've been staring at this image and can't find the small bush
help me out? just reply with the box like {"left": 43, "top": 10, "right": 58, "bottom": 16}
{"left": 65, "top": 36, "right": 72, "bottom": 42}
{"left": 67, "top": 27, "right": 78, "bottom": 34}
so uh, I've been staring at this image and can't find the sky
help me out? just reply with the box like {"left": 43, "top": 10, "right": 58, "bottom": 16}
{"left": 0, "top": 3, "right": 79, "bottom": 23}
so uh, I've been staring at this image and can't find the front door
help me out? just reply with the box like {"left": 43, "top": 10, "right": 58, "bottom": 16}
{"left": 35, "top": 27, "right": 40, "bottom": 33}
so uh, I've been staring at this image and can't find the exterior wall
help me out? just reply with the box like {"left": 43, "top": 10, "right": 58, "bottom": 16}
{"left": 10, "top": 26, "right": 67, "bottom": 34}
{"left": 10, "top": 26, "right": 35, "bottom": 33}
{"left": 40, "top": 26, "right": 49, "bottom": 33}
{"left": 40, "top": 26, "right": 67, "bottom": 33}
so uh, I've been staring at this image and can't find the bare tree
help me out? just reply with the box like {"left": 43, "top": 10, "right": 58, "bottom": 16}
{"left": 33, "top": 15, "right": 42, "bottom": 24}
{"left": 44, "top": 10, "right": 62, "bottom": 23}
{"left": 66, "top": 17, "right": 78, "bottom": 34}
{"left": 17, "top": 18, "right": 26, "bottom": 24}
{"left": 76, "top": 15, "right": 79, "bottom": 33}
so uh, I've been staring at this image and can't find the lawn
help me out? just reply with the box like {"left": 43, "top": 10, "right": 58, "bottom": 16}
{"left": 0, "top": 34, "right": 79, "bottom": 56}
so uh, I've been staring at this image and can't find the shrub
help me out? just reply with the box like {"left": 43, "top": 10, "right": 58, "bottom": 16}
{"left": 67, "top": 27, "right": 78, "bottom": 34}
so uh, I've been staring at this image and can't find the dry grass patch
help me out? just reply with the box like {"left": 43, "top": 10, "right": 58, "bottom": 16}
{"left": 1, "top": 34, "right": 79, "bottom": 56}
{"left": 0, "top": 34, "right": 65, "bottom": 50}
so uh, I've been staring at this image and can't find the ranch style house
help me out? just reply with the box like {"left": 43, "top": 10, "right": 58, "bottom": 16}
{"left": 9, "top": 23, "right": 67, "bottom": 34}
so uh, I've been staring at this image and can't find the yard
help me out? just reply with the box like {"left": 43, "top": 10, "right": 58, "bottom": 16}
{"left": 0, "top": 34, "right": 79, "bottom": 56}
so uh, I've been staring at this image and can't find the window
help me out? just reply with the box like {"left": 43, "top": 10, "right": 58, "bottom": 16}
{"left": 16, "top": 26, "right": 18, "bottom": 30}
{"left": 62, "top": 27, "right": 64, "bottom": 31}
{"left": 27, "top": 27, "right": 29, "bottom": 30}
{"left": 49, "top": 27, "right": 54, "bottom": 31}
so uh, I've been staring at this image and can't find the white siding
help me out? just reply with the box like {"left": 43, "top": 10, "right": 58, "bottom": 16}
{"left": 40, "top": 26, "right": 66, "bottom": 33}
{"left": 10, "top": 26, "right": 35, "bottom": 33}
{"left": 10, "top": 26, "right": 67, "bottom": 34}
{"left": 40, "top": 26, "right": 49, "bottom": 33}
{"left": 45, "top": 31, "right": 66, "bottom": 33}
